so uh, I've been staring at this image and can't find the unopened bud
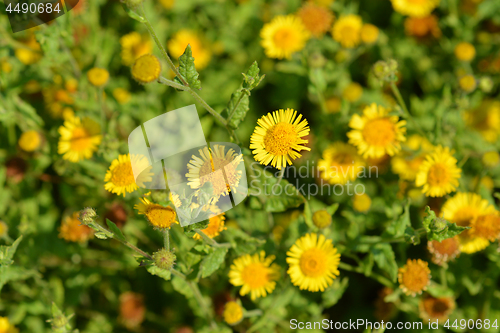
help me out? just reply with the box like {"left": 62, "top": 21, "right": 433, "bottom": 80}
{"left": 153, "top": 248, "right": 176, "bottom": 270}
{"left": 431, "top": 217, "right": 447, "bottom": 232}
{"left": 51, "top": 315, "right": 68, "bottom": 329}
{"left": 312, "top": 210, "right": 332, "bottom": 229}
{"left": 79, "top": 207, "right": 97, "bottom": 225}
{"left": 373, "top": 61, "right": 389, "bottom": 79}
{"left": 479, "top": 77, "right": 494, "bottom": 93}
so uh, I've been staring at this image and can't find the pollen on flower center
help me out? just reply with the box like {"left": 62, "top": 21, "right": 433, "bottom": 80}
{"left": 427, "top": 164, "right": 449, "bottom": 186}
{"left": 110, "top": 163, "right": 135, "bottom": 187}
{"left": 299, "top": 249, "right": 327, "bottom": 277}
{"left": 241, "top": 263, "right": 269, "bottom": 288}
{"left": 362, "top": 118, "right": 395, "bottom": 146}
{"left": 145, "top": 206, "right": 176, "bottom": 225}
{"left": 264, "top": 122, "right": 297, "bottom": 156}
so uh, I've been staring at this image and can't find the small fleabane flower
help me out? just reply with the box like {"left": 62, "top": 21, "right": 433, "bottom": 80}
{"left": 404, "top": 15, "right": 441, "bottom": 38}
{"left": 131, "top": 54, "right": 161, "bottom": 84}
{"left": 59, "top": 212, "right": 94, "bottom": 243}
{"left": 427, "top": 237, "right": 460, "bottom": 265}
{"left": 153, "top": 248, "right": 176, "bottom": 270}
{"left": 223, "top": 301, "right": 244, "bottom": 326}
{"left": 87, "top": 68, "right": 109, "bottom": 87}
{"left": 104, "top": 154, "right": 153, "bottom": 197}
{"left": 168, "top": 30, "right": 211, "bottom": 70}
{"left": 342, "top": 82, "right": 363, "bottom": 102}
{"left": 318, "top": 142, "right": 365, "bottom": 185}
{"left": 390, "top": 0, "right": 440, "bottom": 18}
{"left": 18, "top": 130, "right": 41, "bottom": 152}
{"left": 297, "top": 3, "right": 334, "bottom": 38}
{"left": 135, "top": 198, "right": 178, "bottom": 230}
{"left": 397, "top": 259, "right": 431, "bottom": 296}
{"left": 260, "top": 15, "right": 310, "bottom": 60}
{"left": 120, "top": 32, "right": 152, "bottom": 66}
{"left": 193, "top": 212, "right": 226, "bottom": 240}
{"left": 419, "top": 295, "right": 455, "bottom": 323}
{"left": 159, "top": 0, "right": 174, "bottom": 9}
{"left": 463, "top": 100, "right": 500, "bottom": 143}
{"left": 113, "top": 88, "right": 131, "bottom": 104}
{"left": 332, "top": 15, "right": 363, "bottom": 48}
{"left": 470, "top": 214, "right": 500, "bottom": 241}
{"left": 286, "top": 233, "right": 341, "bottom": 292}
{"left": 360, "top": 24, "right": 379, "bottom": 44}
{"left": 312, "top": 210, "right": 332, "bottom": 229}
{"left": 250, "top": 108, "right": 310, "bottom": 170}
{"left": 459, "top": 74, "right": 477, "bottom": 93}
{"left": 353, "top": 193, "right": 371, "bottom": 212}
{"left": 79, "top": 207, "right": 97, "bottom": 225}
{"left": 482, "top": 151, "right": 499, "bottom": 168}
{"left": 58, "top": 116, "right": 102, "bottom": 162}
{"left": 0, "top": 316, "right": 19, "bottom": 333}
{"left": 455, "top": 42, "right": 476, "bottom": 62}
{"left": 325, "top": 96, "right": 342, "bottom": 114}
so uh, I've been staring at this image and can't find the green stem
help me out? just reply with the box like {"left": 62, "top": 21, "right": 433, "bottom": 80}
{"left": 188, "top": 89, "right": 228, "bottom": 126}
{"left": 245, "top": 309, "right": 263, "bottom": 318}
{"left": 440, "top": 267, "right": 448, "bottom": 288}
{"left": 98, "top": 87, "right": 106, "bottom": 134}
{"left": 195, "top": 230, "right": 231, "bottom": 248}
{"left": 94, "top": 223, "right": 153, "bottom": 260}
{"left": 390, "top": 82, "right": 425, "bottom": 137}
{"left": 163, "top": 229, "right": 170, "bottom": 251}
{"left": 338, "top": 262, "right": 393, "bottom": 288}
{"left": 158, "top": 76, "right": 189, "bottom": 90}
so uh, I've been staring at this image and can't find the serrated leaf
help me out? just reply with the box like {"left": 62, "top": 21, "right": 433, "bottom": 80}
{"left": 106, "top": 219, "right": 126, "bottom": 242}
{"left": 226, "top": 90, "right": 250, "bottom": 129}
{"left": 171, "top": 275, "right": 194, "bottom": 298}
{"left": 200, "top": 247, "right": 227, "bottom": 278}
{"left": 146, "top": 265, "right": 172, "bottom": 281}
{"left": 242, "top": 61, "right": 264, "bottom": 90}
{"left": 176, "top": 45, "right": 201, "bottom": 89}
{"left": 386, "top": 201, "right": 410, "bottom": 237}
{"left": 422, "top": 206, "right": 469, "bottom": 242}
{"left": 371, "top": 244, "right": 398, "bottom": 282}
{"left": 0, "top": 236, "right": 23, "bottom": 266}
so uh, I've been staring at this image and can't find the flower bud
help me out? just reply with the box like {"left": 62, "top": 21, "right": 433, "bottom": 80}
{"left": 479, "top": 77, "right": 494, "bottom": 93}
{"left": 79, "top": 207, "right": 97, "bottom": 225}
{"left": 430, "top": 217, "right": 447, "bottom": 232}
{"left": 153, "top": 248, "right": 176, "bottom": 270}
{"left": 312, "top": 209, "right": 332, "bottom": 229}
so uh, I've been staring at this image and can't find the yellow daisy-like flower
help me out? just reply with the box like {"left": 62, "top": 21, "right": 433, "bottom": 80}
{"left": 59, "top": 212, "right": 94, "bottom": 243}
{"left": 14, "top": 35, "right": 42, "bottom": 65}
{"left": 87, "top": 68, "right": 109, "bottom": 87}
{"left": 332, "top": 15, "right": 363, "bottom": 49}
{"left": 482, "top": 151, "right": 499, "bottom": 168}
{"left": 442, "top": 192, "right": 498, "bottom": 253}
{"left": 223, "top": 301, "right": 244, "bottom": 326}
{"left": 131, "top": 54, "right": 162, "bottom": 84}
{"left": 390, "top": 0, "right": 440, "bottom": 18}
{"left": 342, "top": 82, "right": 363, "bottom": 102}
{"left": 104, "top": 154, "right": 153, "bottom": 197}
{"left": 454, "top": 42, "right": 476, "bottom": 62}
{"left": 360, "top": 24, "right": 379, "bottom": 44}
{"left": 353, "top": 193, "right": 371, "bottom": 212}
{"left": 0, "top": 316, "right": 19, "bottom": 333}
{"left": 459, "top": 74, "right": 477, "bottom": 93}
{"left": 318, "top": 142, "right": 365, "bottom": 185}
{"left": 159, "top": 0, "right": 174, "bottom": 9}
{"left": 134, "top": 197, "right": 178, "bottom": 229}
{"left": 250, "top": 108, "right": 311, "bottom": 170}
{"left": 404, "top": 15, "right": 441, "bottom": 38}
{"left": 58, "top": 116, "right": 102, "bottom": 162}
{"left": 192, "top": 212, "right": 226, "bottom": 240}
{"left": 168, "top": 30, "right": 211, "bottom": 70}
{"left": 312, "top": 210, "right": 332, "bottom": 229}
{"left": 260, "top": 15, "right": 310, "bottom": 59}
{"left": 427, "top": 237, "right": 461, "bottom": 265}
{"left": 463, "top": 100, "right": 500, "bottom": 143}
{"left": 397, "top": 259, "right": 431, "bottom": 296}
{"left": 120, "top": 32, "right": 153, "bottom": 66}
{"left": 229, "top": 251, "right": 280, "bottom": 300}
{"left": 18, "top": 130, "right": 41, "bottom": 152}
{"left": 415, "top": 146, "right": 461, "bottom": 197}
{"left": 347, "top": 103, "right": 407, "bottom": 159}
{"left": 113, "top": 88, "right": 131, "bottom": 104}
{"left": 286, "top": 233, "right": 341, "bottom": 292}
{"left": 297, "top": 3, "right": 334, "bottom": 38}
{"left": 470, "top": 214, "right": 500, "bottom": 242}
{"left": 391, "top": 135, "right": 434, "bottom": 181}
{"left": 325, "top": 96, "right": 342, "bottom": 113}
{"left": 419, "top": 295, "right": 456, "bottom": 323}
{"left": 186, "top": 144, "right": 243, "bottom": 200}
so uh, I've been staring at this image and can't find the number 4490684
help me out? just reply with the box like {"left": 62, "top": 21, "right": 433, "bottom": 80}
{"left": 445, "top": 319, "right": 498, "bottom": 330}
{"left": 6, "top": 2, "right": 61, "bottom": 14}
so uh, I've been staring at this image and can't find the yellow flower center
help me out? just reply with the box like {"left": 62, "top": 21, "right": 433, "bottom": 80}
{"left": 131, "top": 54, "right": 162, "bottom": 84}
{"left": 453, "top": 207, "right": 476, "bottom": 240}
{"left": 340, "top": 25, "right": 358, "bottom": 42}
{"left": 333, "top": 152, "right": 354, "bottom": 166}
{"left": 223, "top": 301, "right": 243, "bottom": 325}
{"left": 264, "top": 122, "right": 297, "bottom": 156}
{"left": 241, "top": 262, "right": 269, "bottom": 288}
{"left": 70, "top": 127, "right": 93, "bottom": 152}
{"left": 299, "top": 248, "right": 328, "bottom": 278}
{"left": 110, "top": 162, "right": 135, "bottom": 187}
{"left": 362, "top": 118, "right": 395, "bottom": 146}
{"left": 273, "top": 28, "right": 298, "bottom": 49}
{"left": 427, "top": 163, "right": 449, "bottom": 187}
{"left": 145, "top": 206, "right": 176, "bottom": 228}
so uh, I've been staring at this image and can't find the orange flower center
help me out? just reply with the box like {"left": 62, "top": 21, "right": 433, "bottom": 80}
{"left": 362, "top": 118, "right": 395, "bottom": 146}
{"left": 241, "top": 262, "right": 269, "bottom": 288}
{"left": 145, "top": 205, "right": 176, "bottom": 228}
{"left": 472, "top": 214, "right": 500, "bottom": 241}
{"left": 427, "top": 163, "right": 449, "bottom": 186}
{"left": 110, "top": 162, "right": 135, "bottom": 187}
{"left": 273, "top": 28, "right": 298, "bottom": 49}
{"left": 70, "top": 127, "right": 93, "bottom": 152}
{"left": 401, "top": 264, "right": 429, "bottom": 293}
{"left": 299, "top": 248, "right": 328, "bottom": 277}
{"left": 264, "top": 122, "right": 297, "bottom": 156}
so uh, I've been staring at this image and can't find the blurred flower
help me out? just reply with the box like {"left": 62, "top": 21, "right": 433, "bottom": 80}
{"left": 332, "top": 15, "right": 363, "bottom": 48}
{"left": 104, "top": 154, "right": 153, "bottom": 197}
{"left": 43, "top": 83, "right": 76, "bottom": 119}
{"left": 87, "top": 68, "right": 109, "bottom": 87}
{"left": 404, "top": 15, "right": 441, "bottom": 38}
{"left": 119, "top": 292, "right": 145, "bottom": 329}
{"left": 112, "top": 88, "right": 131, "bottom": 105}
{"left": 470, "top": 214, "right": 500, "bottom": 241}
{"left": 397, "top": 259, "right": 431, "bottom": 296}
{"left": 374, "top": 288, "right": 397, "bottom": 321}
{"left": 168, "top": 30, "right": 211, "bottom": 69}
{"left": 353, "top": 193, "right": 371, "bottom": 212}
{"left": 223, "top": 301, "right": 243, "bottom": 326}
{"left": 419, "top": 295, "right": 455, "bottom": 323}
{"left": 5, "top": 157, "right": 27, "bottom": 183}
{"left": 120, "top": 32, "right": 152, "bottom": 66}
{"left": 286, "top": 233, "right": 340, "bottom": 292}
{"left": 427, "top": 237, "right": 460, "bottom": 265}
{"left": 159, "top": 0, "right": 174, "bottom": 9}
{"left": 0, "top": 317, "right": 18, "bottom": 333}
{"left": 454, "top": 42, "right": 476, "bottom": 62}
{"left": 15, "top": 35, "right": 41, "bottom": 65}
{"left": 318, "top": 142, "right": 365, "bottom": 185}
{"left": 58, "top": 116, "right": 102, "bottom": 162}
{"left": 0, "top": 58, "right": 12, "bottom": 73}
{"left": 325, "top": 96, "right": 342, "bottom": 113}
{"left": 250, "top": 108, "right": 310, "bottom": 170}
{"left": 442, "top": 192, "right": 498, "bottom": 253}
{"left": 415, "top": 146, "right": 461, "bottom": 197}
{"left": 0, "top": 221, "right": 8, "bottom": 238}
{"left": 391, "top": 135, "right": 434, "bottom": 181}
{"left": 310, "top": 0, "right": 334, "bottom": 6}
{"left": 18, "top": 130, "right": 42, "bottom": 152}
{"left": 312, "top": 210, "right": 332, "bottom": 229}
{"left": 260, "top": 15, "right": 310, "bottom": 59}
{"left": 347, "top": 103, "right": 407, "bottom": 159}
{"left": 463, "top": 100, "right": 500, "bottom": 143}
{"left": 297, "top": 3, "right": 334, "bottom": 38}
{"left": 105, "top": 203, "right": 128, "bottom": 228}
{"left": 135, "top": 198, "right": 178, "bottom": 229}
{"left": 482, "top": 151, "right": 500, "bottom": 167}
{"left": 229, "top": 251, "right": 280, "bottom": 300}
{"left": 458, "top": 74, "right": 477, "bottom": 92}
{"left": 471, "top": 175, "right": 494, "bottom": 192}
{"left": 360, "top": 24, "right": 379, "bottom": 44}
{"left": 59, "top": 212, "right": 94, "bottom": 242}
{"left": 193, "top": 212, "right": 226, "bottom": 240}
{"left": 390, "top": 0, "right": 440, "bottom": 18}
{"left": 131, "top": 54, "right": 161, "bottom": 84}
{"left": 342, "top": 82, "right": 363, "bottom": 102}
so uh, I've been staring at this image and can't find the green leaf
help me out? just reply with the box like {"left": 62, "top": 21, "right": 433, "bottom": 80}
{"left": 322, "top": 277, "right": 349, "bottom": 308}
{"left": 422, "top": 206, "right": 469, "bottom": 242}
{"left": 200, "top": 247, "right": 227, "bottom": 278}
{"left": 106, "top": 219, "right": 126, "bottom": 242}
{"left": 223, "top": 228, "right": 265, "bottom": 255}
{"left": 386, "top": 201, "right": 410, "bottom": 237}
{"left": 0, "top": 266, "right": 39, "bottom": 292}
{"left": 175, "top": 45, "right": 201, "bottom": 89}
{"left": 226, "top": 90, "right": 250, "bottom": 129}
{"left": 242, "top": 61, "right": 265, "bottom": 90}
{"left": 0, "top": 236, "right": 23, "bottom": 266}
{"left": 404, "top": 226, "right": 421, "bottom": 245}
{"left": 371, "top": 244, "right": 398, "bottom": 282}
{"left": 146, "top": 265, "right": 172, "bottom": 281}
{"left": 171, "top": 275, "right": 193, "bottom": 298}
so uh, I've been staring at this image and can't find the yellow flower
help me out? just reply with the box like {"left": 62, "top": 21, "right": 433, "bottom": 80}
{"left": 223, "top": 301, "right": 244, "bottom": 326}
{"left": 470, "top": 214, "right": 500, "bottom": 242}
{"left": 131, "top": 54, "right": 161, "bottom": 84}
{"left": 325, "top": 96, "right": 342, "bottom": 113}
{"left": 14, "top": 35, "right": 41, "bottom": 65}
{"left": 297, "top": 3, "right": 334, "bottom": 38}
{"left": 186, "top": 144, "right": 243, "bottom": 201}
{"left": 0, "top": 221, "right": 8, "bottom": 238}
{"left": 463, "top": 100, "right": 500, "bottom": 143}
{"left": 361, "top": 24, "right": 379, "bottom": 44}
{"left": 159, "top": 0, "right": 174, "bottom": 9}
{"left": 353, "top": 193, "right": 371, "bottom": 212}
{"left": 342, "top": 82, "right": 363, "bottom": 102}
{"left": 59, "top": 212, "right": 94, "bottom": 243}
{"left": 87, "top": 68, "right": 109, "bottom": 87}
{"left": 18, "top": 130, "right": 41, "bottom": 152}
{"left": 332, "top": 15, "right": 363, "bottom": 48}
{"left": 58, "top": 116, "right": 102, "bottom": 162}
{"left": 193, "top": 212, "right": 226, "bottom": 240}
{"left": 310, "top": 0, "right": 335, "bottom": 6}
{"left": 113, "top": 88, "right": 131, "bottom": 104}
{"left": 0, "top": 316, "right": 19, "bottom": 333}
{"left": 482, "top": 151, "right": 499, "bottom": 167}
{"left": 168, "top": 30, "right": 211, "bottom": 70}
{"left": 43, "top": 85, "right": 75, "bottom": 119}
{"left": 347, "top": 103, "right": 407, "bottom": 159}
{"left": 427, "top": 237, "right": 461, "bottom": 265}
{"left": 286, "top": 233, "right": 341, "bottom": 292}
{"left": 318, "top": 142, "right": 365, "bottom": 185}
{"left": 404, "top": 15, "right": 441, "bottom": 38}
{"left": 419, "top": 295, "right": 455, "bottom": 323}
{"left": 454, "top": 42, "right": 476, "bottom": 62}
{"left": 397, "top": 259, "right": 431, "bottom": 296}
{"left": 135, "top": 197, "right": 178, "bottom": 229}
{"left": 250, "top": 108, "right": 310, "bottom": 170}
{"left": 459, "top": 74, "right": 477, "bottom": 92}
{"left": 415, "top": 146, "right": 461, "bottom": 197}
{"left": 120, "top": 32, "right": 153, "bottom": 66}
{"left": 390, "top": 0, "right": 440, "bottom": 18}
{"left": 391, "top": 135, "right": 434, "bottom": 181}
{"left": 229, "top": 251, "right": 280, "bottom": 300}
{"left": 442, "top": 192, "right": 498, "bottom": 253}
{"left": 312, "top": 210, "right": 332, "bottom": 229}
{"left": 0, "top": 58, "right": 12, "bottom": 73}
{"left": 104, "top": 154, "right": 153, "bottom": 197}
{"left": 260, "top": 15, "right": 310, "bottom": 59}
